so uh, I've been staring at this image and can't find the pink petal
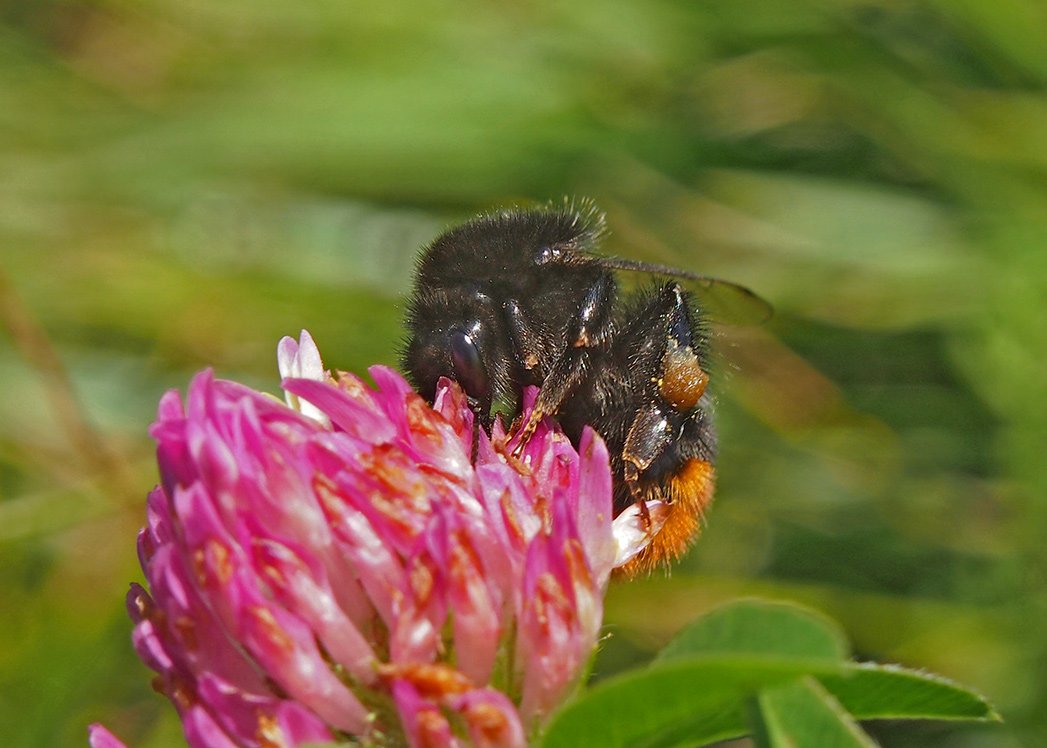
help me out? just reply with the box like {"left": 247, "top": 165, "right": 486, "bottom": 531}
{"left": 282, "top": 377, "right": 396, "bottom": 444}
{"left": 371, "top": 366, "right": 474, "bottom": 480}
{"left": 574, "top": 428, "right": 616, "bottom": 587}
{"left": 179, "top": 705, "right": 241, "bottom": 748}
{"left": 322, "top": 497, "right": 405, "bottom": 627}
{"left": 450, "top": 690, "right": 527, "bottom": 748}
{"left": 87, "top": 725, "right": 128, "bottom": 748}
{"left": 392, "top": 680, "right": 460, "bottom": 748}
{"left": 278, "top": 330, "right": 331, "bottom": 423}
{"left": 432, "top": 377, "right": 475, "bottom": 457}
{"left": 250, "top": 537, "right": 377, "bottom": 683}
{"left": 515, "top": 500, "right": 601, "bottom": 723}
{"left": 390, "top": 518, "right": 451, "bottom": 665}
{"left": 269, "top": 700, "right": 337, "bottom": 745}
{"left": 195, "top": 673, "right": 334, "bottom": 747}
{"left": 277, "top": 330, "right": 324, "bottom": 383}
{"left": 444, "top": 517, "right": 503, "bottom": 684}
{"left": 229, "top": 571, "right": 369, "bottom": 733}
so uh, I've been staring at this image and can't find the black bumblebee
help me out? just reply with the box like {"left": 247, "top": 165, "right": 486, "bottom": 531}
{"left": 401, "top": 202, "right": 768, "bottom": 573}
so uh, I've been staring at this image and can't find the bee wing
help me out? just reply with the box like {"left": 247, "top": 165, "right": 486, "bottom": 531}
{"left": 587, "top": 254, "right": 773, "bottom": 326}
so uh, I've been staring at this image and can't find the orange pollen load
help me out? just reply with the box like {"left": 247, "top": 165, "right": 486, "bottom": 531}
{"left": 658, "top": 344, "right": 708, "bottom": 412}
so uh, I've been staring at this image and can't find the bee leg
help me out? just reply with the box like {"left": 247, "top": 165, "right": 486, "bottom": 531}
{"left": 623, "top": 458, "right": 653, "bottom": 528}
{"left": 621, "top": 403, "right": 674, "bottom": 522}
{"left": 510, "top": 274, "right": 615, "bottom": 452}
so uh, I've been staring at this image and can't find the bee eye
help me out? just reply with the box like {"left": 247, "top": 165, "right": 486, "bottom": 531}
{"left": 449, "top": 329, "right": 490, "bottom": 400}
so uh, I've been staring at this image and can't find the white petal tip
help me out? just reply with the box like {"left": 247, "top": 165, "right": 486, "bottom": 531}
{"left": 611, "top": 501, "right": 669, "bottom": 567}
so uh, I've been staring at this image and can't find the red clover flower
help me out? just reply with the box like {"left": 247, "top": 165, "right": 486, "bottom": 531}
{"left": 90, "top": 332, "right": 660, "bottom": 748}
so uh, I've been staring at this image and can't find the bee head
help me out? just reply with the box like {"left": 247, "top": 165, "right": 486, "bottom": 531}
{"left": 402, "top": 288, "right": 508, "bottom": 412}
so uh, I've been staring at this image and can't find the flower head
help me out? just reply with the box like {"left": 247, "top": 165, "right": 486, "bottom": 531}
{"left": 97, "top": 332, "right": 648, "bottom": 747}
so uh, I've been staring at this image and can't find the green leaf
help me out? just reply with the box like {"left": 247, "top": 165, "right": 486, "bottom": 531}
{"left": 655, "top": 598, "right": 849, "bottom": 664}
{"left": 550, "top": 599, "right": 1000, "bottom": 748}
{"left": 538, "top": 655, "right": 840, "bottom": 748}
{"left": 629, "top": 707, "right": 748, "bottom": 748}
{"left": 820, "top": 662, "right": 1001, "bottom": 723}
{"left": 752, "top": 677, "right": 877, "bottom": 748}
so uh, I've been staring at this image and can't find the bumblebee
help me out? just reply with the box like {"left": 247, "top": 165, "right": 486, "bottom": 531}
{"left": 401, "top": 202, "right": 767, "bottom": 573}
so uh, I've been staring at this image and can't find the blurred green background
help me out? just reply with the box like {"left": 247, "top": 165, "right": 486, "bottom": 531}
{"left": 1, "top": 1, "right": 1044, "bottom": 746}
